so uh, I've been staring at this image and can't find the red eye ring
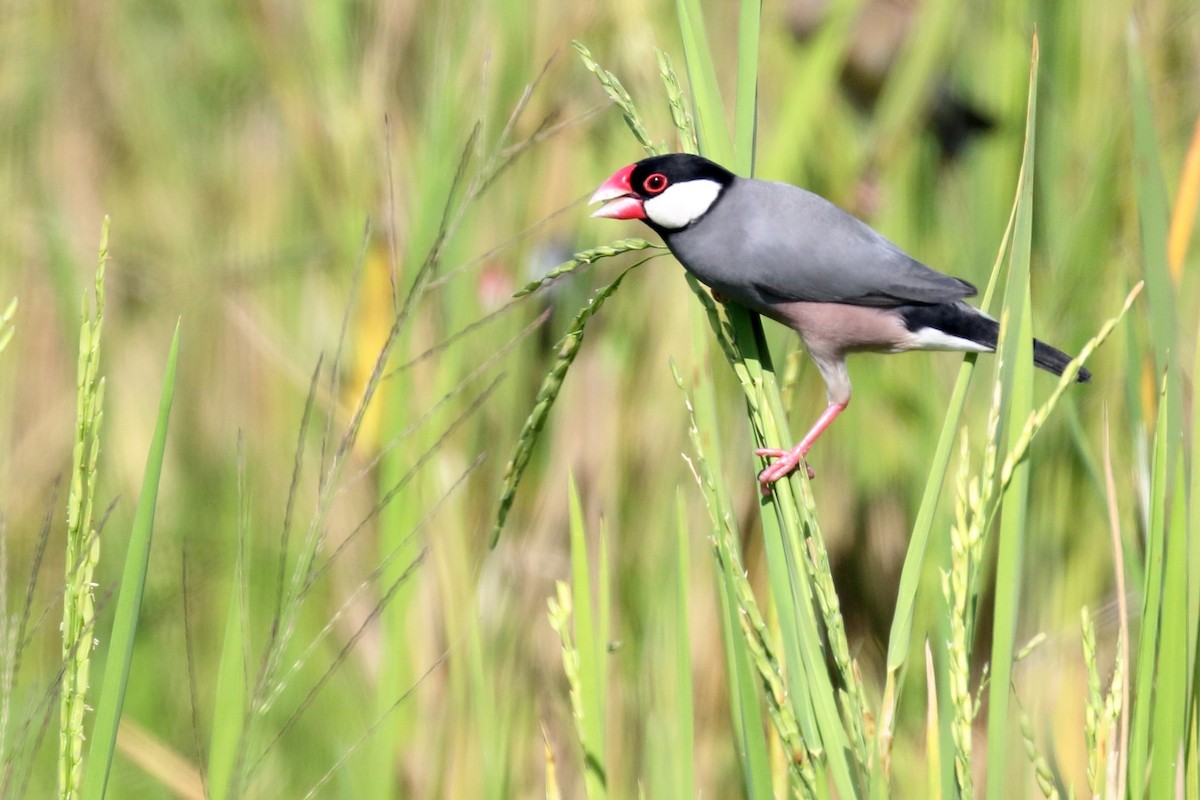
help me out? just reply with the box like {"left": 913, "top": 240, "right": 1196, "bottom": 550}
{"left": 643, "top": 173, "right": 668, "bottom": 194}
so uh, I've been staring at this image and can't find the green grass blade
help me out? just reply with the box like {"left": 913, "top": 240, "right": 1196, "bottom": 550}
{"left": 943, "top": 286, "right": 1137, "bottom": 792}
{"left": 670, "top": 494, "right": 695, "bottom": 800}
{"left": 984, "top": 35, "right": 1039, "bottom": 800}
{"left": 81, "top": 322, "right": 180, "bottom": 800}
{"left": 1148, "top": 451, "right": 1189, "bottom": 796}
{"left": 1127, "top": 22, "right": 1187, "bottom": 791}
{"left": 724, "top": 289, "right": 866, "bottom": 792}
{"left": 207, "top": 548, "right": 249, "bottom": 800}
{"left": 1129, "top": 374, "right": 1171, "bottom": 789}
{"left": 1127, "top": 23, "right": 1182, "bottom": 448}
{"left": 567, "top": 478, "right": 606, "bottom": 798}
{"left": 678, "top": 323, "right": 774, "bottom": 798}
{"left": 883, "top": 366, "right": 974, "bottom": 673}
{"left": 757, "top": 385, "right": 864, "bottom": 795}
{"left": 885, "top": 152, "right": 1020, "bottom": 676}
{"left": 206, "top": 437, "right": 253, "bottom": 799}
{"left": 1189, "top": 312, "right": 1200, "bottom": 767}
{"left": 716, "top": 574, "right": 775, "bottom": 799}
{"left": 733, "top": 0, "right": 760, "bottom": 172}
{"left": 675, "top": 0, "right": 732, "bottom": 165}
{"left": 749, "top": 341, "right": 864, "bottom": 796}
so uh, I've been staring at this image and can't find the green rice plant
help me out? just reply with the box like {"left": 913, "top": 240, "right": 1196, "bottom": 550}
{"left": 1018, "top": 706, "right": 1060, "bottom": 800}
{"left": 922, "top": 643, "right": 941, "bottom": 799}
{"left": 675, "top": 352, "right": 792, "bottom": 799}
{"left": 572, "top": 42, "right": 661, "bottom": 157}
{"left": 7, "top": 1, "right": 1200, "bottom": 797}
{"left": 665, "top": 493, "right": 696, "bottom": 800}
{"left": 548, "top": 468, "right": 703, "bottom": 799}
{"left": 882, "top": 163, "right": 1010, "bottom": 667}
{"left": 205, "top": 449, "right": 250, "bottom": 800}
{"left": 493, "top": 256, "right": 663, "bottom": 544}
{"left": 81, "top": 324, "right": 179, "bottom": 800}
{"left": 1081, "top": 605, "right": 1124, "bottom": 798}
{"left": 58, "top": 220, "right": 109, "bottom": 800}
{"left": 47, "top": 222, "right": 180, "bottom": 800}
{"left": 941, "top": 283, "right": 1139, "bottom": 796}
{"left": 576, "top": 11, "right": 884, "bottom": 796}
{"left": 671, "top": 4, "right": 871, "bottom": 795}
{"left": 984, "top": 39, "right": 1040, "bottom": 796}
{"left": 657, "top": 49, "right": 698, "bottom": 157}
{"left": 1125, "top": 23, "right": 1199, "bottom": 798}
{"left": 571, "top": 8, "right": 1146, "bottom": 795}
{"left": 546, "top": 478, "right": 610, "bottom": 798}
{"left": 510, "top": 239, "right": 664, "bottom": 299}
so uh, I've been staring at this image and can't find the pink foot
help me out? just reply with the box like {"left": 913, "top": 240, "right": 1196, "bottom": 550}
{"left": 753, "top": 401, "right": 846, "bottom": 493}
{"left": 755, "top": 448, "right": 815, "bottom": 494}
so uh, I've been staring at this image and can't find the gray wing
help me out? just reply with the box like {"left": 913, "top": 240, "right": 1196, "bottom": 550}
{"left": 688, "top": 178, "right": 976, "bottom": 308}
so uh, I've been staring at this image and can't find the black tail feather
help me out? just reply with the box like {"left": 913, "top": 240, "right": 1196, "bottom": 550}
{"left": 900, "top": 302, "right": 1091, "bottom": 383}
{"left": 1033, "top": 338, "right": 1091, "bottom": 383}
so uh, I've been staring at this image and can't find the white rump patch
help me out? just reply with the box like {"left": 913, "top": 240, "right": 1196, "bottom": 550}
{"left": 643, "top": 179, "right": 723, "bottom": 229}
{"left": 907, "top": 327, "right": 994, "bottom": 353}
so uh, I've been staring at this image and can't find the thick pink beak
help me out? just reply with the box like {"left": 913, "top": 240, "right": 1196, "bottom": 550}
{"left": 589, "top": 164, "right": 646, "bottom": 220}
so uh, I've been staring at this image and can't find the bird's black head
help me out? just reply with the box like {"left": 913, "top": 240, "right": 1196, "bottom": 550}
{"left": 591, "top": 154, "right": 736, "bottom": 231}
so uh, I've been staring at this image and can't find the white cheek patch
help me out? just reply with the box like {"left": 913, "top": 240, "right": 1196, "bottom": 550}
{"left": 643, "top": 179, "right": 723, "bottom": 229}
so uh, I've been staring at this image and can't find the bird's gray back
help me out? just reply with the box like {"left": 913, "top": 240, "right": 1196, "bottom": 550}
{"left": 664, "top": 177, "right": 975, "bottom": 311}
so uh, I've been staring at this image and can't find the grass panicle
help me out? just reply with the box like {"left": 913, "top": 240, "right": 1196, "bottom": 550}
{"left": 674, "top": 358, "right": 812, "bottom": 797}
{"left": 510, "top": 239, "right": 663, "bottom": 298}
{"left": 58, "top": 218, "right": 109, "bottom": 800}
{"left": 2, "top": 1, "right": 1197, "bottom": 797}
{"left": 493, "top": 257, "right": 658, "bottom": 544}
{"left": 1018, "top": 708, "right": 1061, "bottom": 800}
{"left": 1081, "top": 606, "right": 1125, "bottom": 798}
{"left": 656, "top": 49, "right": 699, "bottom": 156}
{"left": 571, "top": 41, "right": 660, "bottom": 156}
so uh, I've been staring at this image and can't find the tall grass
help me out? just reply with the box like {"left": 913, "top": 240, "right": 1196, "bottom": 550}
{"left": 552, "top": 12, "right": 1150, "bottom": 797}
{"left": 0, "top": 0, "right": 1196, "bottom": 797}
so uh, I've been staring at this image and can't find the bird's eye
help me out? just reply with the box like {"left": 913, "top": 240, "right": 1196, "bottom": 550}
{"left": 643, "top": 173, "right": 668, "bottom": 194}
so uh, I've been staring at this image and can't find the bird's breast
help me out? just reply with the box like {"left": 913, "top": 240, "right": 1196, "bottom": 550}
{"left": 664, "top": 223, "right": 780, "bottom": 311}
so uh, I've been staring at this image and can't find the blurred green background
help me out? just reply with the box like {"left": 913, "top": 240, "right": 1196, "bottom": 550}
{"left": 1, "top": 0, "right": 1197, "bottom": 797}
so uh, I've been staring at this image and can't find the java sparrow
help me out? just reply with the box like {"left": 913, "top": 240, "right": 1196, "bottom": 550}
{"left": 590, "top": 154, "right": 1088, "bottom": 492}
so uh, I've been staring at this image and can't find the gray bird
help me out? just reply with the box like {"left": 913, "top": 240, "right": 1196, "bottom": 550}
{"left": 590, "top": 153, "right": 1088, "bottom": 492}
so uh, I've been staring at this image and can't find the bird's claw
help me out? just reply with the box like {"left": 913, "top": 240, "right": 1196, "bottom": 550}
{"left": 754, "top": 448, "right": 815, "bottom": 494}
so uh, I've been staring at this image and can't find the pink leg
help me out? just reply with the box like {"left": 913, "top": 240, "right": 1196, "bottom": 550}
{"left": 755, "top": 400, "right": 848, "bottom": 494}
